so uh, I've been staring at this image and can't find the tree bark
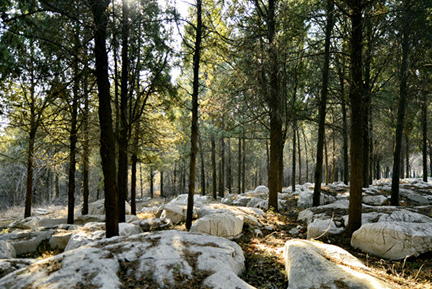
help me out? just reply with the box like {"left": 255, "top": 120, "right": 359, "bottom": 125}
{"left": 227, "top": 137, "right": 232, "bottom": 194}
{"left": 297, "top": 129, "right": 302, "bottom": 185}
{"left": 24, "top": 127, "right": 36, "bottom": 218}
{"left": 242, "top": 137, "right": 246, "bottom": 193}
{"left": 238, "top": 135, "right": 242, "bottom": 193}
{"left": 302, "top": 127, "right": 309, "bottom": 183}
{"left": 198, "top": 132, "right": 206, "bottom": 195}
{"left": 211, "top": 135, "right": 217, "bottom": 198}
{"left": 313, "top": 0, "right": 334, "bottom": 206}
{"left": 422, "top": 92, "right": 428, "bottom": 181}
{"left": 218, "top": 135, "right": 225, "bottom": 198}
{"left": 292, "top": 124, "right": 296, "bottom": 191}
{"left": 186, "top": 0, "right": 202, "bottom": 230}
{"left": 391, "top": 0, "right": 411, "bottom": 206}
{"left": 82, "top": 73, "right": 90, "bottom": 215}
{"left": 117, "top": 0, "right": 130, "bottom": 223}
{"left": 347, "top": 0, "right": 364, "bottom": 236}
{"left": 90, "top": 0, "right": 119, "bottom": 237}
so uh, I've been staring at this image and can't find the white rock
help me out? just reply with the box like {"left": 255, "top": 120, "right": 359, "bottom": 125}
{"left": 284, "top": 239, "right": 394, "bottom": 289}
{"left": 160, "top": 203, "right": 188, "bottom": 224}
{"left": 49, "top": 231, "right": 73, "bottom": 251}
{"left": 307, "top": 219, "right": 345, "bottom": 239}
{"left": 8, "top": 217, "right": 40, "bottom": 230}
{"left": 406, "top": 193, "right": 430, "bottom": 204}
{"left": 363, "top": 195, "right": 388, "bottom": 206}
{"left": 38, "top": 218, "right": 67, "bottom": 228}
{"left": 83, "top": 222, "right": 106, "bottom": 231}
{"left": 64, "top": 230, "right": 105, "bottom": 252}
{"left": 246, "top": 197, "right": 265, "bottom": 208}
{"left": 233, "top": 196, "right": 251, "bottom": 206}
{"left": 351, "top": 222, "right": 432, "bottom": 260}
{"left": 171, "top": 194, "right": 210, "bottom": 207}
{"left": 203, "top": 269, "right": 256, "bottom": 289}
{"left": 0, "top": 247, "right": 121, "bottom": 289}
{"left": 190, "top": 214, "right": 244, "bottom": 239}
{"left": 88, "top": 199, "right": 131, "bottom": 215}
{"left": 297, "top": 190, "right": 336, "bottom": 208}
{"left": 132, "top": 218, "right": 171, "bottom": 231}
{"left": 5, "top": 231, "right": 53, "bottom": 255}
{"left": 74, "top": 214, "right": 105, "bottom": 225}
{"left": 199, "top": 204, "right": 263, "bottom": 227}
{"left": 0, "top": 240, "right": 16, "bottom": 259}
{"left": 253, "top": 185, "right": 269, "bottom": 194}
{"left": 118, "top": 223, "right": 142, "bottom": 236}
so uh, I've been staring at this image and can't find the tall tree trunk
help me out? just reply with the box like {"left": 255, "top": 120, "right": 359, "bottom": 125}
{"left": 341, "top": 94, "right": 349, "bottom": 185}
{"left": 90, "top": 0, "right": 119, "bottom": 237}
{"left": 186, "top": 0, "right": 202, "bottom": 230}
{"left": 140, "top": 164, "right": 143, "bottom": 198}
{"left": 405, "top": 134, "right": 409, "bottom": 178}
{"left": 218, "top": 135, "right": 225, "bottom": 198}
{"left": 67, "top": 23, "right": 80, "bottom": 224}
{"left": 297, "top": 129, "right": 302, "bottom": 185}
{"left": 422, "top": 92, "right": 428, "bottom": 182}
{"left": 130, "top": 123, "right": 139, "bottom": 215}
{"left": 160, "top": 171, "right": 164, "bottom": 198}
{"left": 313, "top": 0, "right": 334, "bottom": 206}
{"left": 25, "top": 128, "right": 36, "bottom": 218}
{"left": 227, "top": 137, "right": 232, "bottom": 194}
{"left": 117, "top": 0, "right": 130, "bottom": 223}
{"left": 198, "top": 132, "right": 206, "bottom": 196}
{"left": 267, "top": 0, "right": 282, "bottom": 210}
{"left": 347, "top": 0, "right": 364, "bottom": 235}
{"left": 82, "top": 73, "right": 90, "bottom": 215}
{"left": 302, "top": 128, "right": 309, "bottom": 183}
{"left": 325, "top": 137, "right": 329, "bottom": 185}
{"left": 292, "top": 124, "right": 296, "bottom": 191}
{"left": 242, "top": 137, "right": 246, "bottom": 193}
{"left": 391, "top": 0, "right": 411, "bottom": 206}
{"left": 211, "top": 135, "right": 217, "bottom": 198}
{"left": 332, "top": 129, "right": 336, "bottom": 183}
{"left": 238, "top": 135, "right": 242, "bottom": 193}
{"left": 150, "top": 167, "right": 154, "bottom": 198}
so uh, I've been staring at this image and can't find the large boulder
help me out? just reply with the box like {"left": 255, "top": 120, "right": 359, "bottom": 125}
{"left": 284, "top": 239, "right": 394, "bottom": 289}
{"left": 199, "top": 203, "right": 263, "bottom": 227}
{"left": 351, "top": 222, "right": 432, "bottom": 260}
{"left": 0, "top": 240, "right": 16, "bottom": 259}
{"left": 307, "top": 219, "right": 345, "bottom": 239}
{"left": 0, "top": 230, "right": 248, "bottom": 289}
{"left": 297, "top": 190, "right": 336, "bottom": 208}
{"left": 74, "top": 214, "right": 105, "bottom": 225}
{"left": 190, "top": 213, "right": 244, "bottom": 239}
{"left": 363, "top": 195, "right": 388, "bottom": 206}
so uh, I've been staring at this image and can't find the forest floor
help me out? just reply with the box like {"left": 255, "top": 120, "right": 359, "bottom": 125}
{"left": 1, "top": 195, "right": 432, "bottom": 288}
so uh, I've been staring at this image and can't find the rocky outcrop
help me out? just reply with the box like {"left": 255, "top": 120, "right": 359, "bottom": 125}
{"left": 0, "top": 230, "right": 249, "bottom": 289}
{"left": 190, "top": 213, "right": 244, "bottom": 239}
{"left": 284, "top": 239, "right": 394, "bottom": 289}
{"left": 351, "top": 222, "right": 432, "bottom": 260}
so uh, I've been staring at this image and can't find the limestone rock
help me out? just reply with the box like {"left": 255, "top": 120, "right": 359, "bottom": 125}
{"left": 0, "top": 231, "right": 53, "bottom": 256}
{"left": 284, "top": 239, "right": 394, "bottom": 289}
{"left": 0, "top": 240, "right": 16, "bottom": 259}
{"left": 363, "top": 195, "right": 388, "bottom": 206}
{"left": 132, "top": 218, "right": 171, "bottom": 232}
{"left": 74, "top": 214, "right": 105, "bottom": 225}
{"left": 190, "top": 213, "right": 244, "bottom": 239}
{"left": 49, "top": 231, "right": 73, "bottom": 251}
{"left": 118, "top": 223, "right": 142, "bottom": 236}
{"left": 253, "top": 185, "right": 269, "bottom": 194}
{"left": 88, "top": 199, "right": 131, "bottom": 215}
{"left": 8, "top": 216, "right": 40, "bottom": 230}
{"left": 351, "top": 222, "right": 432, "bottom": 260}
{"left": 0, "top": 230, "right": 248, "bottom": 289}
{"left": 307, "top": 219, "right": 345, "bottom": 239}
{"left": 64, "top": 230, "right": 105, "bottom": 252}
